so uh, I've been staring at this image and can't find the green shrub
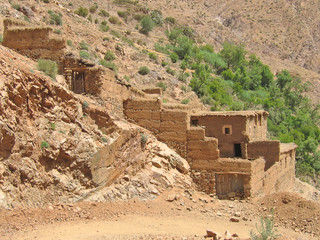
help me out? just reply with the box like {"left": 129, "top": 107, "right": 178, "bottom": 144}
{"left": 79, "top": 41, "right": 89, "bottom": 50}
{"left": 95, "top": 18, "right": 99, "bottom": 24}
{"left": 11, "top": 4, "right": 20, "bottom": 10}
{"left": 104, "top": 50, "right": 115, "bottom": 61}
{"left": 41, "top": 141, "right": 50, "bottom": 149}
{"left": 178, "top": 73, "right": 188, "bottom": 83}
{"left": 150, "top": 9, "right": 163, "bottom": 26}
{"left": 140, "top": 133, "right": 147, "bottom": 146}
{"left": 98, "top": 10, "right": 109, "bottom": 17}
{"left": 124, "top": 75, "right": 130, "bottom": 82}
{"left": 41, "top": 0, "right": 49, "bottom": 3}
{"left": 0, "top": 35, "right": 3, "bottom": 43}
{"left": 181, "top": 85, "right": 187, "bottom": 92}
{"left": 161, "top": 61, "right": 168, "bottom": 67}
{"left": 109, "top": 16, "right": 121, "bottom": 24}
{"left": 133, "top": 14, "right": 145, "bottom": 21}
{"left": 48, "top": 10, "right": 62, "bottom": 25}
{"left": 88, "top": 15, "right": 92, "bottom": 22}
{"left": 181, "top": 99, "right": 190, "bottom": 104}
{"left": 103, "top": 37, "right": 109, "bottom": 41}
{"left": 79, "top": 50, "right": 90, "bottom": 59}
{"left": 53, "top": 29, "right": 61, "bottom": 34}
{"left": 156, "top": 82, "right": 167, "bottom": 92}
{"left": 140, "top": 16, "right": 155, "bottom": 35}
{"left": 113, "top": 0, "right": 138, "bottom": 5}
{"left": 110, "top": 30, "right": 121, "bottom": 38}
{"left": 250, "top": 214, "right": 279, "bottom": 240}
{"left": 99, "top": 24, "right": 109, "bottom": 32}
{"left": 101, "top": 137, "right": 108, "bottom": 143}
{"left": 164, "top": 16, "right": 176, "bottom": 24}
{"left": 101, "top": 20, "right": 107, "bottom": 25}
{"left": 99, "top": 60, "right": 117, "bottom": 72}
{"left": 89, "top": 3, "right": 98, "bottom": 13}
{"left": 37, "top": 59, "right": 57, "bottom": 78}
{"left": 82, "top": 101, "right": 89, "bottom": 109}
{"left": 117, "top": 11, "right": 129, "bottom": 20}
{"left": 50, "top": 122, "right": 56, "bottom": 130}
{"left": 148, "top": 52, "right": 157, "bottom": 61}
{"left": 170, "top": 52, "right": 179, "bottom": 63}
{"left": 166, "top": 67, "right": 175, "bottom": 76}
{"left": 75, "top": 7, "right": 88, "bottom": 17}
{"left": 138, "top": 66, "right": 150, "bottom": 75}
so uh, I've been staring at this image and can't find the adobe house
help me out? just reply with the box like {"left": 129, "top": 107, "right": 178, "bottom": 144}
{"left": 123, "top": 98, "right": 298, "bottom": 199}
{"left": 190, "top": 111, "right": 297, "bottom": 198}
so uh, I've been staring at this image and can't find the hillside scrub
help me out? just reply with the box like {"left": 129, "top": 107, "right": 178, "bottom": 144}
{"left": 158, "top": 26, "right": 320, "bottom": 181}
{"left": 37, "top": 59, "right": 57, "bottom": 79}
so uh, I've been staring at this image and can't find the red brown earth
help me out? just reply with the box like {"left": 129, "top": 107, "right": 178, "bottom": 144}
{"left": 1, "top": 189, "right": 319, "bottom": 240}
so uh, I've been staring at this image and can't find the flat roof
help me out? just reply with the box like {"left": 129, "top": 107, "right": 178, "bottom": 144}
{"left": 280, "top": 143, "right": 298, "bottom": 153}
{"left": 191, "top": 110, "right": 268, "bottom": 117}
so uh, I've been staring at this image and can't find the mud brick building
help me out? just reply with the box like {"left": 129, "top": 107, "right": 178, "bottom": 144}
{"left": 123, "top": 98, "right": 297, "bottom": 198}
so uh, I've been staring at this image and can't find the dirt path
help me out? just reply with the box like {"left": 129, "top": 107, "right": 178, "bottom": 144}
{"left": 11, "top": 214, "right": 254, "bottom": 240}
{"left": 1, "top": 189, "right": 318, "bottom": 240}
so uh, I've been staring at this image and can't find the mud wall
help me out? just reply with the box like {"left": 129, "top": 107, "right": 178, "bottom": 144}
{"left": 191, "top": 158, "right": 252, "bottom": 196}
{"left": 250, "top": 149, "right": 296, "bottom": 196}
{"left": 246, "top": 113, "right": 268, "bottom": 141}
{"left": 247, "top": 140, "right": 280, "bottom": 170}
{"left": 2, "top": 19, "right": 65, "bottom": 62}
{"left": 123, "top": 98, "right": 189, "bottom": 157}
{"left": 191, "top": 115, "right": 247, "bottom": 158}
{"left": 3, "top": 28, "right": 65, "bottom": 50}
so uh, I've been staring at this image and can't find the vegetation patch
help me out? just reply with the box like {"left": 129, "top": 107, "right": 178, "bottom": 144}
{"left": 138, "top": 66, "right": 150, "bottom": 75}
{"left": 75, "top": 7, "right": 88, "bottom": 17}
{"left": 37, "top": 59, "right": 57, "bottom": 79}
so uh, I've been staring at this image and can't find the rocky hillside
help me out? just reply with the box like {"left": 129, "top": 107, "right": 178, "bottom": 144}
{"left": 0, "top": 45, "right": 191, "bottom": 208}
{"left": 3, "top": 0, "right": 320, "bottom": 104}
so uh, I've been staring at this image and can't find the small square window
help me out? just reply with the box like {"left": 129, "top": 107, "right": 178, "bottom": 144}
{"left": 222, "top": 125, "right": 232, "bottom": 135}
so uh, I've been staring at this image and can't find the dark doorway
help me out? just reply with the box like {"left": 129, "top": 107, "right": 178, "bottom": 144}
{"left": 215, "top": 174, "right": 244, "bottom": 199}
{"left": 72, "top": 71, "right": 85, "bottom": 94}
{"left": 234, "top": 143, "right": 242, "bottom": 157}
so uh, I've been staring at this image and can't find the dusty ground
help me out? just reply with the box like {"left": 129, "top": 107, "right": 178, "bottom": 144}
{"left": 1, "top": 188, "right": 319, "bottom": 240}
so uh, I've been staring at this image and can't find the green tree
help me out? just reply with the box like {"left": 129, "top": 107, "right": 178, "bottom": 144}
{"left": 220, "top": 42, "right": 247, "bottom": 71}
{"left": 140, "top": 16, "right": 155, "bottom": 34}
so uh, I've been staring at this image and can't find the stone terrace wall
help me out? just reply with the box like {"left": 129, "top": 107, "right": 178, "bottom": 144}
{"left": 247, "top": 140, "right": 280, "bottom": 170}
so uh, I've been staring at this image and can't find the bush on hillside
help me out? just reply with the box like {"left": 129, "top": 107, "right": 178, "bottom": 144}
{"left": 104, "top": 50, "right": 115, "bottom": 61}
{"left": 75, "top": 7, "right": 88, "bottom": 17}
{"left": 37, "top": 59, "right": 57, "bottom": 78}
{"left": 138, "top": 66, "right": 150, "bottom": 75}
{"left": 140, "top": 16, "right": 155, "bottom": 35}
{"left": 48, "top": 10, "right": 62, "bottom": 25}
